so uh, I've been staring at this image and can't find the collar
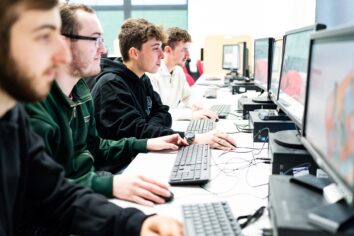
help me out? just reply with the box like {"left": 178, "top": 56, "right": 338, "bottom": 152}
{"left": 51, "top": 79, "right": 92, "bottom": 108}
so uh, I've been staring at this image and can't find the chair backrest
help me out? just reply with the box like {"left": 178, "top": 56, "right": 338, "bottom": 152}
{"left": 183, "top": 66, "right": 195, "bottom": 86}
{"left": 196, "top": 60, "right": 204, "bottom": 75}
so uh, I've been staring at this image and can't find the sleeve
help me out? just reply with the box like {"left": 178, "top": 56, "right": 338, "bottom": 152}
{"left": 87, "top": 104, "right": 148, "bottom": 170}
{"left": 93, "top": 74, "right": 181, "bottom": 139}
{"left": 25, "top": 103, "right": 119, "bottom": 198}
{"left": 22, "top": 111, "right": 149, "bottom": 236}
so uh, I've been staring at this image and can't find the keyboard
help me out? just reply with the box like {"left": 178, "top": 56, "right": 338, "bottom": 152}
{"left": 183, "top": 201, "right": 243, "bottom": 236}
{"left": 186, "top": 119, "right": 215, "bottom": 133}
{"left": 210, "top": 104, "right": 231, "bottom": 119}
{"left": 169, "top": 144, "right": 210, "bottom": 185}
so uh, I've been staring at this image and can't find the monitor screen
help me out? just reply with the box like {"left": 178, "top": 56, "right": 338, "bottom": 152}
{"left": 269, "top": 38, "right": 284, "bottom": 102}
{"left": 222, "top": 44, "right": 239, "bottom": 70}
{"left": 302, "top": 27, "right": 354, "bottom": 206}
{"left": 277, "top": 26, "right": 318, "bottom": 126}
{"left": 254, "top": 38, "right": 274, "bottom": 91}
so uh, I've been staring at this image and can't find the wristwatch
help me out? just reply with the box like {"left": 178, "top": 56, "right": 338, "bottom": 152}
{"left": 184, "top": 131, "right": 195, "bottom": 145}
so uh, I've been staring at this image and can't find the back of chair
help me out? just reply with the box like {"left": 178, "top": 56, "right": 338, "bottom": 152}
{"left": 183, "top": 66, "right": 195, "bottom": 86}
{"left": 196, "top": 60, "right": 204, "bottom": 75}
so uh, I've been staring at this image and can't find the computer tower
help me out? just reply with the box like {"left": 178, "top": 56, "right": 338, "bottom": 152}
{"left": 269, "top": 132, "right": 318, "bottom": 175}
{"left": 231, "top": 81, "right": 262, "bottom": 94}
{"left": 249, "top": 111, "right": 296, "bottom": 142}
{"left": 269, "top": 175, "right": 354, "bottom": 236}
{"left": 238, "top": 98, "right": 277, "bottom": 119}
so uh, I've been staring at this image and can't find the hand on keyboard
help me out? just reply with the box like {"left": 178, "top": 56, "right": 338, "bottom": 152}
{"left": 192, "top": 109, "right": 219, "bottom": 120}
{"left": 113, "top": 175, "right": 172, "bottom": 206}
{"left": 147, "top": 134, "right": 188, "bottom": 151}
{"left": 195, "top": 130, "right": 236, "bottom": 150}
{"left": 141, "top": 215, "right": 184, "bottom": 236}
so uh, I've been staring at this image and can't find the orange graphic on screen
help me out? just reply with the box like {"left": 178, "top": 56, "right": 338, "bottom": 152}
{"left": 325, "top": 70, "right": 354, "bottom": 183}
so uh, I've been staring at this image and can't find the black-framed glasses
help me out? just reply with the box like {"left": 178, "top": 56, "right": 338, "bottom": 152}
{"left": 62, "top": 34, "right": 104, "bottom": 48}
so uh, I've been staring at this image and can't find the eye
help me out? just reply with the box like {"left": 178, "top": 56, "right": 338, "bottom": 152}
{"left": 36, "top": 33, "right": 51, "bottom": 43}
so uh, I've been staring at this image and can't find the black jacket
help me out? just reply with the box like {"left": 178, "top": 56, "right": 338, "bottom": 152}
{"left": 0, "top": 104, "right": 147, "bottom": 236}
{"left": 92, "top": 57, "right": 184, "bottom": 139}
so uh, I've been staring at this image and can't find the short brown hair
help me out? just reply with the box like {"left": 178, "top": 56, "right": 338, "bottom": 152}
{"left": 119, "top": 18, "right": 166, "bottom": 62}
{"left": 163, "top": 27, "right": 191, "bottom": 50}
{"left": 59, "top": 3, "right": 95, "bottom": 36}
{"left": 0, "top": 0, "right": 58, "bottom": 76}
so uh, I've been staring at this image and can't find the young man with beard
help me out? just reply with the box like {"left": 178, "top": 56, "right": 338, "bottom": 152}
{"left": 91, "top": 18, "right": 237, "bottom": 150}
{"left": 25, "top": 3, "right": 186, "bottom": 207}
{"left": 0, "top": 0, "right": 183, "bottom": 235}
{"left": 147, "top": 27, "right": 218, "bottom": 121}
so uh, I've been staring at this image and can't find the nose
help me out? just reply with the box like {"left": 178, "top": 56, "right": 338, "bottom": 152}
{"left": 185, "top": 48, "right": 190, "bottom": 58}
{"left": 53, "top": 35, "right": 72, "bottom": 65}
{"left": 98, "top": 43, "right": 107, "bottom": 55}
{"left": 159, "top": 48, "right": 164, "bottom": 59}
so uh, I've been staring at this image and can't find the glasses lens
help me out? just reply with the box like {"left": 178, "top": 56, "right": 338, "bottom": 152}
{"left": 96, "top": 37, "right": 104, "bottom": 48}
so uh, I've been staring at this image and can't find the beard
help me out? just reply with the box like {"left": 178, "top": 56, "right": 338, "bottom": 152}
{"left": 0, "top": 55, "right": 52, "bottom": 102}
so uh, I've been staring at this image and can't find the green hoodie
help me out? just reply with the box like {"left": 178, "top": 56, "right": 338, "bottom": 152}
{"left": 25, "top": 79, "right": 147, "bottom": 197}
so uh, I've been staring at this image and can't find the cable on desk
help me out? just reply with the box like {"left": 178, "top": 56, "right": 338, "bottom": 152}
{"left": 237, "top": 205, "right": 266, "bottom": 229}
{"left": 234, "top": 123, "right": 253, "bottom": 133}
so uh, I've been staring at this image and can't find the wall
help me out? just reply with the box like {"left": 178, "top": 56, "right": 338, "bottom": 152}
{"left": 188, "top": 0, "right": 316, "bottom": 72}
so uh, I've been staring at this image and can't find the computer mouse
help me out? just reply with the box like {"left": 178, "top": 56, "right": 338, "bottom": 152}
{"left": 241, "top": 94, "right": 248, "bottom": 98}
{"left": 158, "top": 191, "right": 174, "bottom": 203}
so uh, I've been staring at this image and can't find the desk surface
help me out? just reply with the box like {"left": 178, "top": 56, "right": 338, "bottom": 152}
{"left": 110, "top": 78, "right": 271, "bottom": 235}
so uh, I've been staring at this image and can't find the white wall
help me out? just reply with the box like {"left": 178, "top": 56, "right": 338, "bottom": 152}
{"left": 188, "top": 0, "right": 316, "bottom": 66}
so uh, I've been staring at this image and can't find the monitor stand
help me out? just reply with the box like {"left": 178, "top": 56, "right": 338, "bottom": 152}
{"left": 252, "top": 93, "right": 273, "bottom": 103}
{"left": 273, "top": 130, "right": 304, "bottom": 149}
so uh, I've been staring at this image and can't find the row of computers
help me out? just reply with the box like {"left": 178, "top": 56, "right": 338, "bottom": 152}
{"left": 170, "top": 23, "right": 354, "bottom": 235}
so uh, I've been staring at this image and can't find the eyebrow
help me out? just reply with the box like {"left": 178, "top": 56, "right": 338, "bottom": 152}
{"left": 31, "top": 24, "right": 57, "bottom": 33}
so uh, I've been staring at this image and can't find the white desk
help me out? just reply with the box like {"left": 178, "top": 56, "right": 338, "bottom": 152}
{"left": 111, "top": 120, "right": 272, "bottom": 235}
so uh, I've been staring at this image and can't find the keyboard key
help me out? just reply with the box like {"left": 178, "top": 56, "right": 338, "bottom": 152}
{"left": 169, "top": 144, "right": 210, "bottom": 185}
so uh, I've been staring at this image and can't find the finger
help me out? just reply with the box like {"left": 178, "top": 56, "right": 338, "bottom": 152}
{"left": 139, "top": 176, "right": 171, "bottom": 192}
{"left": 132, "top": 195, "right": 155, "bottom": 207}
{"left": 164, "top": 143, "right": 179, "bottom": 150}
{"left": 216, "top": 132, "right": 237, "bottom": 147}
{"left": 133, "top": 185, "right": 167, "bottom": 204}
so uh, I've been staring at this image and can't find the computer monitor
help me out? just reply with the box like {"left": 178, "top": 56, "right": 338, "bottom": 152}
{"left": 252, "top": 37, "right": 275, "bottom": 103}
{"left": 222, "top": 44, "right": 239, "bottom": 71}
{"left": 273, "top": 24, "right": 326, "bottom": 148}
{"left": 269, "top": 38, "right": 284, "bottom": 102}
{"left": 302, "top": 25, "right": 354, "bottom": 207}
{"left": 238, "top": 41, "right": 249, "bottom": 77}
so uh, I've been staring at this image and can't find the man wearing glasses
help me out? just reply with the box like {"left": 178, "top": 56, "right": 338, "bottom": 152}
{"left": 25, "top": 3, "right": 187, "bottom": 207}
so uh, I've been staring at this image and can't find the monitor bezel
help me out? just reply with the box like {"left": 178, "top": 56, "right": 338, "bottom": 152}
{"left": 301, "top": 24, "right": 354, "bottom": 207}
{"left": 269, "top": 38, "right": 284, "bottom": 103}
{"left": 253, "top": 37, "right": 275, "bottom": 91}
{"left": 222, "top": 44, "right": 240, "bottom": 71}
{"left": 275, "top": 23, "right": 326, "bottom": 127}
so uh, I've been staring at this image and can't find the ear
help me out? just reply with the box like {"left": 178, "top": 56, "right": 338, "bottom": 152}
{"left": 164, "top": 45, "right": 172, "bottom": 54}
{"left": 128, "top": 47, "right": 139, "bottom": 60}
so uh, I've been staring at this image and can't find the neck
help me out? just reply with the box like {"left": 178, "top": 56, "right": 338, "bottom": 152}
{"left": 163, "top": 58, "right": 176, "bottom": 73}
{"left": 56, "top": 65, "right": 80, "bottom": 97}
{"left": 124, "top": 61, "right": 144, "bottom": 78}
{"left": 0, "top": 87, "right": 16, "bottom": 118}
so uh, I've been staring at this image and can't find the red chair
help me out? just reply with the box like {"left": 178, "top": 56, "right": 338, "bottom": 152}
{"left": 196, "top": 60, "right": 204, "bottom": 76}
{"left": 183, "top": 66, "right": 195, "bottom": 86}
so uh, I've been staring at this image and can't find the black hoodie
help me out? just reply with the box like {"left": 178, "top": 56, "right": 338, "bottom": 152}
{"left": 92, "top": 57, "right": 184, "bottom": 139}
{"left": 0, "top": 104, "right": 147, "bottom": 236}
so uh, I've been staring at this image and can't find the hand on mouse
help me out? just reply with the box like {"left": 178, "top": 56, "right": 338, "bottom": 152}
{"left": 192, "top": 109, "right": 218, "bottom": 120}
{"left": 194, "top": 130, "right": 236, "bottom": 150}
{"left": 113, "top": 175, "right": 172, "bottom": 206}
